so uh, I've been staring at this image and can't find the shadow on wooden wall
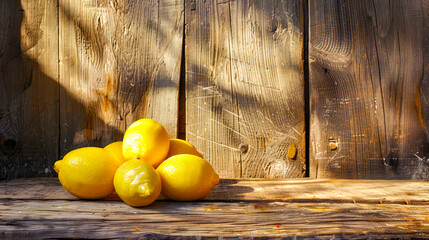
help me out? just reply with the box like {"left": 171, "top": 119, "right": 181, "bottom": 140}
{"left": 184, "top": 0, "right": 306, "bottom": 178}
{"left": 309, "top": 0, "right": 429, "bottom": 179}
{"left": 1, "top": 0, "right": 303, "bottom": 180}
{"left": 0, "top": 0, "right": 183, "bottom": 180}
{"left": 56, "top": 0, "right": 183, "bottom": 151}
{"left": 1, "top": 0, "right": 427, "bottom": 180}
{"left": 0, "top": 0, "right": 123, "bottom": 179}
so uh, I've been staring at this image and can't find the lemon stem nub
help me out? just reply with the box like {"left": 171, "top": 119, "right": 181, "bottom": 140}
{"left": 53, "top": 161, "right": 61, "bottom": 173}
{"left": 137, "top": 183, "right": 152, "bottom": 198}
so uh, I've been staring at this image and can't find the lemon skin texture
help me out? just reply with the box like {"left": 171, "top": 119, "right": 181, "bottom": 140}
{"left": 54, "top": 147, "right": 119, "bottom": 199}
{"left": 156, "top": 154, "right": 219, "bottom": 201}
{"left": 123, "top": 118, "right": 170, "bottom": 168}
{"left": 166, "top": 139, "right": 203, "bottom": 159}
{"left": 114, "top": 159, "right": 162, "bottom": 207}
{"left": 104, "top": 141, "right": 127, "bottom": 167}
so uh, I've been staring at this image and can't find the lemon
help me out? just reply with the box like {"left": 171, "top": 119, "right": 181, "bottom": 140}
{"left": 123, "top": 118, "right": 170, "bottom": 168}
{"left": 114, "top": 159, "right": 162, "bottom": 207}
{"left": 54, "top": 147, "right": 119, "bottom": 199}
{"left": 104, "top": 141, "right": 127, "bottom": 166}
{"left": 166, "top": 139, "right": 203, "bottom": 159}
{"left": 156, "top": 154, "right": 219, "bottom": 201}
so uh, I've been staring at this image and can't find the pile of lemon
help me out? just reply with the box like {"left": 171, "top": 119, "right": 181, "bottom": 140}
{"left": 54, "top": 118, "right": 219, "bottom": 207}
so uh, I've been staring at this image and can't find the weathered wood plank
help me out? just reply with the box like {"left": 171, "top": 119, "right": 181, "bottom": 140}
{"left": 59, "top": 0, "right": 122, "bottom": 154}
{"left": 0, "top": 199, "right": 428, "bottom": 238}
{"left": 1, "top": 178, "right": 428, "bottom": 205}
{"left": 309, "top": 0, "right": 429, "bottom": 179}
{"left": 1, "top": 178, "right": 428, "bottom": 237}
{"left": 0, "top": 0, "right": 59, "bottom": 179}
{"left": 185, "top": 0, "right": 241, "bottom": 178}
{"left": 185, "top": 0, "right": 305, "bottom": 178}
{"left": 115, "top": 0, "right": 183, "bottom": 137}
{"left": 59, "top": 0, "right": 183, "bottom": 156}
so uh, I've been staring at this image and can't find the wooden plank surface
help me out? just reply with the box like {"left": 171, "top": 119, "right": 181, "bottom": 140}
{"left": 0, "top": 178, "right": 428, "bottom": 238}
{"left": 0, "top": 0, "right": 59, "bottom": 179}
{"left": 1, "top": 178, "right": 429, "bottom": 204}
{"left": 59, "top": 0, "right": 183, "bottom": 156}
{"left": 309, "top": 0, "right": 429, "bottom": 179}
{"left": 185, "top": 0, "right": 305, "bottom": 178}
{"left": 1, "top": 200, "right": 428, "bottom": 239}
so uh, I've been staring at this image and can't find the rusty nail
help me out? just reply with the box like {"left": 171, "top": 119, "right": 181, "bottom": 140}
{"left": 239, "top": 143, "right": 248, "bottom": 154}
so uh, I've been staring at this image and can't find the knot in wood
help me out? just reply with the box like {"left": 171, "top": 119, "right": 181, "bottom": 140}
{"left": 328, "top": 139, "right": 337, "bottom": 150}
{"left": 0, "top": 135, "right": 17, "bottom": 155}
{"left": 239, "top": 143, "right": 248, "bottom": 154}
{"left": 287, "top": 144, "right": 297, "bottom": 159}
{"left": 384, "top": 152, "right": 399, "bottom": 173}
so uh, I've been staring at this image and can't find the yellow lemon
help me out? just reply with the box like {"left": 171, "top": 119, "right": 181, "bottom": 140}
{"left": 123, "top": 118, "right": 170, "bottom": 168}
{"left": 114, "top": 159, "right": 162, "bottom": 207}
{"left": 156, "top": 154, "right": 219, "bottom": 201}
{"left": 104, "top": 141, "right": 127, "bottom": 166}
{"left": 166, "top": 139, "right": 203, "bottom": 159}
{"left": 53, "top": 147, "right": 119, "bottom": 199}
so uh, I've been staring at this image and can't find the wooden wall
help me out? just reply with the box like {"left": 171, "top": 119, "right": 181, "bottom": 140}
{"left": 58, "top": 0, "right": 183, "bottom": 155}
{"left": 185, "top": 0, "right": 305, "bottom": 178}
{"left": 309, "top": 0, "right": 429, "bottom": 179}
{"left": 0, "top": 0, "right": 428, "bottom": 180}
{"left": 0, "top": 0, "right": 183, "bottom": 179}
{"left": 0, "top": 0, "right": 59, "bottom": 179}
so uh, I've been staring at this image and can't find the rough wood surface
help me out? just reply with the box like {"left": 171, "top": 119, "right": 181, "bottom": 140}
{"left": 185, "top": 0, "right": 305, "bottom": 178}
{"left": 2, "top": 200, "right": 428, "bottom": 239}
{"left": 0, "top": 0, "right": 59, "bottom": 179}
{"left": 309, "top": 0, "right": 429, "bottom": 179}
{"left": 0, "top": 178, "right": 428, "bottom": 238}
{"left": 1, "top": 178, "right": 428, "bottom": 204}
{"left": 59, "top": 0, "right": 183, "bottom": 156}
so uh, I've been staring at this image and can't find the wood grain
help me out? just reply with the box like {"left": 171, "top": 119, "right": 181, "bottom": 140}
{"left": 1, "top": 200, "right": 428, "bottom": 239}
{"left": 59, "top": 0, "right": 183, "bottom": 156}
{"left": 115, "top": 0, "right": 183, "bottom": 137}
{"left": 0, "top": 178, "right": 428, "bottom": 238}
{"left": 1, "top": 178, "right": 428, "bottom": 205}
{"left": 0, "top": 0, "right": 59, "bottom": 179}
{"left": 309, "top": 0, "right": 429, "bottom": 179}
{"left": 185, "top": 0, "right": 305, "bottom": 178}
{"left": 59, "top": 0, "right": 121, "bottom": 154}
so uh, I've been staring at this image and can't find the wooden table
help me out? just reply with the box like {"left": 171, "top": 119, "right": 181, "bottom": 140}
{"left": 1, "top": 178, "right": 428, "bottom": 239}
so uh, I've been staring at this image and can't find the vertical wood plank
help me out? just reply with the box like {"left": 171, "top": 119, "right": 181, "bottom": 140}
{"left": 0, "top": 0, "right": 59, "bottom": 179}
{"left": 186, "top": 0, "right": 241, "bottom": 178}
{"left": 115, "top": 0, "right": 183, "bottom": 136}
{"left": 310, "top": 0, "right": 429, "bottom": 179}
{"left": 186, "top": 0, "right": 305, "bottom": 178}
{"left": 59, "top": 0, "right": 121, "bottom": 155}
{"left": 59, "top": 0, "right": 183, "bottom": 156}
